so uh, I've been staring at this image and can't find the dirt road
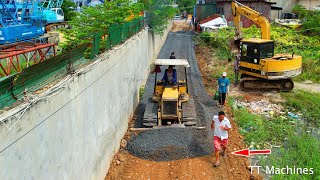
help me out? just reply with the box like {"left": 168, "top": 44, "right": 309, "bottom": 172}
{"left": 294, "top": 82, "right": 320, "bottom": 93}
{"left": 106, "top": 24, "right": 260, "bottom": 180}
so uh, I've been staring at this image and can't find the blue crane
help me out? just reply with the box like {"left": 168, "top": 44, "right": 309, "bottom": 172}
{"left": 0, "top": 0, "right": 44, "bottom": 44}
{"left": 39, "top": 0, "right": 65, "bottom": 27}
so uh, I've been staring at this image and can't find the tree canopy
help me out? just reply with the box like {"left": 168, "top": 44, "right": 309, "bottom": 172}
{"left": 140, "top": 0, "right": 176, "bottom": 34}
{"left": 61, "top": 0, "right": 77, "bottom": 21}
{"left": 177, "top": 0, "right": 195, "bottom": 14}
{"left": 62, "top": 0, "right": 144, "bottom": 48}
{"left": 62, "top": 0, "right": 176, "bottom": 49}
{"left": 292, "top": 4, "right": 320, "bottom": 35}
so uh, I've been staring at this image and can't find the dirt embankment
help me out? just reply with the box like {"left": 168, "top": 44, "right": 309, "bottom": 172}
{"left": 293, "top": 81, "right": 320, "bottom": 93}
{"left": 171, "top": 20, "right": 193, "bottom": 32}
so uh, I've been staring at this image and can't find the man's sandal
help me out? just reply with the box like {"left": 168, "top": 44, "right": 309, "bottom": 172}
{"left": 221, "top": 151, "right": 226, "bottom": 157}
{"left": 214, "top": 162, "right": 221, "bottom": 167}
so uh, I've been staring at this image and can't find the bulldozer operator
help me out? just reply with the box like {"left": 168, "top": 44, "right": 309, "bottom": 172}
{"left": 162, "top": 65, "right": 177, "bottom": 86}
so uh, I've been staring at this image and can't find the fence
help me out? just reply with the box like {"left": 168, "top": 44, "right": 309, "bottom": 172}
{"left": 90, "top": 17, "right": 144, "bottom": 58}
{"left": 0, "top": 18, "right": 145, "bottom": 110}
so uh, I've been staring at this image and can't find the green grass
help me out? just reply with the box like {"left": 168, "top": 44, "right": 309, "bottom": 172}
{"left": 230, "top": 98, "right": 294, "bottom": 148}
{"left": 281, "top": 90, "right": 320, "bottom": 128}
{"left": 293, "top": 55, "right": 320, "bottom": 83}
{"left": 229, "top": 97, "right": 320, "bottom": 179}
{"left": 0, "top": 59, "right": 37, "bottom": 77}
{"left": 210, "top": 63, "right": 235, "bottom": 83}
{"left": 139, "top": 86, "right": 145, "bottom": 99}
{"left": 266, "top": 133, "right": 320, "bottom": 180}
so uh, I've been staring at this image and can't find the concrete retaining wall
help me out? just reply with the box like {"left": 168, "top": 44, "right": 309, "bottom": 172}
{"left": 0, "top": 24, "right": 172, "bottom": 180}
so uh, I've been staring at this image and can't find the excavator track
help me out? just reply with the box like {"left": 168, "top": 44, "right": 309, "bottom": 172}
{"left": 143, "top": 97, "right": 197, "bottom": 128}
{"left": 239, "top": 77, "right": 294, "bottom": 92}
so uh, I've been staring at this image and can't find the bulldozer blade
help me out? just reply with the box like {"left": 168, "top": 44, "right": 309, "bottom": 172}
{"left": 143, "top": 97, "right": 198, "bottom": 128}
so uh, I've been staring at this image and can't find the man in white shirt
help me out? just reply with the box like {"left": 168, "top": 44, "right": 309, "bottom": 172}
{"left": 211, "top": 111, "right": 232, "bottom": 167}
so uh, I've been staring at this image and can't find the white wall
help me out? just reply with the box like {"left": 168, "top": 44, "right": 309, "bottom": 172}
{"left": 298, "top": 0, "right": 320, "bottom": 10}
{"left": 270, "top": 0, "right": 296, "bottom": 20}
{"left": 0, "top": 24, "right": 172, "bottom": 180}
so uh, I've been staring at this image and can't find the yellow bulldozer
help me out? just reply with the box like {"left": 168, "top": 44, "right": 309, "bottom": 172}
{"left": 232, "top": 0, "right": 302, "bottom": 91}
{"left": 143, "top": 59, "right": 197, "bottom": 127}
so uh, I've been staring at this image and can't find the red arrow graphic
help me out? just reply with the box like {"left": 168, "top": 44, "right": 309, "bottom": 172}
{"left": 231, "top": 148, "right": 271, "bottom": 157}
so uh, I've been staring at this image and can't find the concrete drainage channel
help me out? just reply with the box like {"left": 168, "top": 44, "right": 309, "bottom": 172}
{"left": 126, "top": 31, "right": 219, "bottom": 161}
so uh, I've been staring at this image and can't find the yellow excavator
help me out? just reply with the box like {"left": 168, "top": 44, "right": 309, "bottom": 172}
{"left": 232, "top": 0, "right": 302, "bottom": 91}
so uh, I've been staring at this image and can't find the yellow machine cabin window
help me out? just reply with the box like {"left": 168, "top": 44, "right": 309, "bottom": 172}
{"left": 260, "top": 43, "right": 274, "bottom": 58}
{"left": 241, "top": 44, "right": 248, "bottom": 56}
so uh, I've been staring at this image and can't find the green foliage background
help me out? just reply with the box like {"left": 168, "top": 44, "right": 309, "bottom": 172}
{"left": 177, "top": 0, "right": 195, "bottom": 13}
{"left": 140, "top": 0, "right": 176, "bottom": 34}
{"left": 292, "top": 4, "right": 320, "bottom": 35}
{"left": 61, "top": 0, "right": 77, "bottom": 21}
{"left": 62, "top": 0, "right": 144, "bottom": 49}
{"left": 62, "top": 0, "right": 175, "bottom": 50}
{"left": 230, "top": 97, "right": 320, "bottom": 179}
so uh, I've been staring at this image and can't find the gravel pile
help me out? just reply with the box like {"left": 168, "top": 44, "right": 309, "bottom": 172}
{"left": 127, "top": 128, "right": 212, "bottom": 161}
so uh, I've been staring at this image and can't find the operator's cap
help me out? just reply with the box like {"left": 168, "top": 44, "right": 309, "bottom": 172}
{"left": 222, "top": 72, "right": 227, "bottom": 76}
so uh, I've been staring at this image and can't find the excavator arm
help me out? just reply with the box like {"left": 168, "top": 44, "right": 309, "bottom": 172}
{"left": 232, "top": 0, "right": 270, "bottom": 40}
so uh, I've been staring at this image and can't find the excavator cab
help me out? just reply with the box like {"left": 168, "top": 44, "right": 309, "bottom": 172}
{"left": 239, "top": 38, "right": 302, "bottom": 91}
{"left": 240, "top": 39, "right": 274, "bottom": 64}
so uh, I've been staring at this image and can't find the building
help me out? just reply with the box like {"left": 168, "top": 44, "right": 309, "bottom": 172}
{"left": 215, "top": 0, "right": 275, "bottom": 28}
{"left": 295, "top": 0, "right": 320, "bottom": 10}
{"left": 268, "top": 0, "right": 320, "bottom": 20}
{"left": 195, "top": 0, "right": 217, "bottom": 21}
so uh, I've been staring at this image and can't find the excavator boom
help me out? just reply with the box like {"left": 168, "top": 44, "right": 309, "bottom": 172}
{"left": 232, "top": 0, "right": 270, "bottom": 40}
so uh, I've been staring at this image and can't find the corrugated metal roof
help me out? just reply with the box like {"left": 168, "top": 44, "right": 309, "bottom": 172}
{"left": 199, "top": 14, "right": 220, "bottom": 24}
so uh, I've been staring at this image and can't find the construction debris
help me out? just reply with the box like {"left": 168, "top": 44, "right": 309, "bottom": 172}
{"left": 275, "top": 19, "right": 302, "bottom": 29}
{"left": 287, "top": 112, "right": 301, "bottom": 119}
{"left": 233, "top": 99, "right": 284, "bottom": 117}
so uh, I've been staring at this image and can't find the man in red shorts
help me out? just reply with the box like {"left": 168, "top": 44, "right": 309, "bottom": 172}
{"left": 211, "top": 111, "right": 232, "bottom": 167}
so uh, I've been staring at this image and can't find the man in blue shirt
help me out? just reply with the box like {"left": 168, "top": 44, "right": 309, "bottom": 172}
{"left": 218, "top": 72, "right": 230, "bottom": 107}
{"left": 162, "top": 65, "right": 177, "bottom": 86}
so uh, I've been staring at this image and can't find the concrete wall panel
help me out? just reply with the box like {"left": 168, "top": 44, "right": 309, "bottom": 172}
{"left": 0, "top": 23, "right": 172, "bottom": 180}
